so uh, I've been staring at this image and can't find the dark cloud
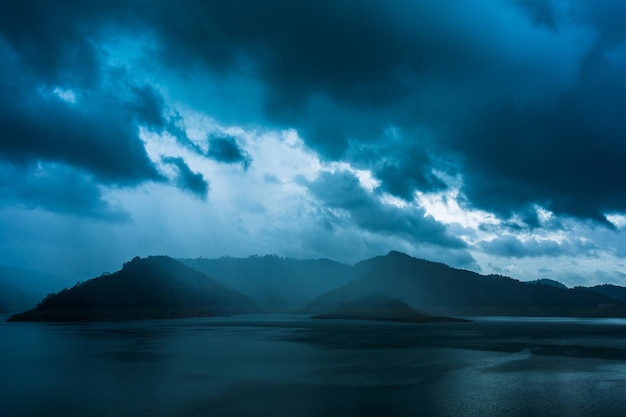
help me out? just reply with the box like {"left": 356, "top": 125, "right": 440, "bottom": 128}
{"left": 162, "top": 157, "right": 209, "bottom": 199}
{"left": 129, "top": 85, "right": 207, "bottom": 156}
{"left": 303, "top": 170, "right": 468, "bottom": 251}
{"left": 3, "top": 0, "right": 626, "bottom": 229}
{"left": 138, "top": 0, "right": 626, "bottom": 225}
{"left": 513, "top": 0, "right": 558, "bottom": 29}
{"left": 0, "top": 68, "right": 162, "bottom": 184}
{"left": 480, "top": 235, "right": 599, "bottom": 258}
{"left": 130, "top": 85, "right": 170, "bottom": 130}
{"left": 451, "top": 47, "right": 626, "bottom": 224}
{"left": 0, "top": 1, "right": 112, "bottom": 89}
{"left": 0, "top": 4, "right": 212, "bottom": 215}
{"left": 573, "top": 1, "right": 626, "bottom": 44}
{"left": 207, "top": 133, "right": 250, "bottom": 168}
{"left": 144, "top": 1, "right": 482, "bottom": 158}
{"left": 347, "top": 128, "right": 450, "bottom": 199}
{"left": 0, "top": 162, "right": 127, "bottom": 220}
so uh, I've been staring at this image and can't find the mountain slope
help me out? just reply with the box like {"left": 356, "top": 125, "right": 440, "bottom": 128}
{"left": 588, "top": 284, "right": 626, "bottom": 303}
{"left": 0, "top": 280, "right": 39, "bottom": 314}
{"left": 180, "top": 255, "right": 355, "bottom": 312}
{"left": 8, "top": 256, "right": 261, "bottom": 322}
{"left": 305, "top": 251, "right": 626, "bottom": 317}
{"left": 0, "top": 264, "right": 70, "bottom": 313}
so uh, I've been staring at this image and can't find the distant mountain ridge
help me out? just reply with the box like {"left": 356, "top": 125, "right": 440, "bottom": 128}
{"left": 179, "top": 255, "right": 355, "bottom": 312}
{"left": 8, "top": 250, "right": 626, "bottom": 322}
{"left": 305, "top": 251, "right": 626, "bottom": 317}
{"left": 8, "top": 256, "right": 261, "bottom": 322}
{"left": 587, "top": 284, "right": 626, "bottom": 303}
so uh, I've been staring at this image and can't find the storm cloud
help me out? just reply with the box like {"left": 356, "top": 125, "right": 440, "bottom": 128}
{"left": 117, "top": 0, "right": 626, "bottom": 225}
{"left": 0, "top": 162, "right": 127, "bottom": 220}
{"left": 207, "top": 133, "right": 250, "bottom": 168}
{"left": 2, "top": 0, "right": 626, "bottom": 284}
{"left": 163, "top": 157, "right": 209, "bottom": 199}
{"left": 480, "top": 234, "right": 599, "bottom": 259}
{"left": 304, "top": 170, "right": 467, "bottom": 251}
{"left": 4, "top": 0, "right": 626, "bottom": 222}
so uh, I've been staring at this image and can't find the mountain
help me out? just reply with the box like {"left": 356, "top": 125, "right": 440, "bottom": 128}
{"left": 305, "top": 251, "right": 626, "bottom": 317}
{"left": 180, "top": 255, "right": 355, "bottom": 312}
{"left": 313, "top": 293, "right": 468, "bottom": 323}
{"left": 8, "top": 256, "right": 261, "bottom": 322}
{"left": 587, "top": 284, "right": 626, "bottom": 303}
{"left": 0, "top": 264, "right": 70, "bottom": 313}
{"left": 526, "top": 278, "right": 568, "bottom": 289}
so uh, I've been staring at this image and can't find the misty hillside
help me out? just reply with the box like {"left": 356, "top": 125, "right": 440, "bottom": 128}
{"left": 305, "top": 251, "right": 626, "bottom": 317}
{"left": 180, "top": 255, "right": 356, "bottom": 312}
{"left": 0, "top": 280, "right": 38, "bottom": 314}
{"left": 0, "top": 264, "right": 70, "bottom": 313}
{"left": 8, "top": 256, "right": 261, "bottom": 322}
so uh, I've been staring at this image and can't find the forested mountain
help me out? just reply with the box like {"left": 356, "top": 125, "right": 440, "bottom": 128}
{"left": 526, "top": 279, "right": 568, "bottom": 289}
{"left": 180, "top": 255, "right": 355, "bottom": 312}
{"left": 305, "top": 251, "right": 626, "bottom": 317}
{"left": 587, "top": 284, "right": 626, "bottom": 303}
{"left": 8, "top": 256, "right": 261, "bottom": 322}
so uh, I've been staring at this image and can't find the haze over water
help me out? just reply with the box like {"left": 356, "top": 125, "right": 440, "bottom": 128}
{"left": 3, "top": 314, "right": 626, "bottom": 416}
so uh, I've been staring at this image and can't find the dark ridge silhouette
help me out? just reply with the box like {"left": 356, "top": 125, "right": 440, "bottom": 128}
{"left": 8, "top": 256, "right": 261, "bottom": 322}
{"left": 312, "top": 293, "right": 469, "bottom": 323}
{"left": 587, "top": 284, "right": 626, "bottom": 303}
{"left": 305, "top": 251, "right": 626, "bottom": 317}
{"left": 179, "top": 255, "right": 355, "bottom": 312}
{"left": 526, "top": 278, "right": 568, "bottom": 289}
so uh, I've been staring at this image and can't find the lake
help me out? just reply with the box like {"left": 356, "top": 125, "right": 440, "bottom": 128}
{"left": 2, "top": 314, "right": 626, "bottom": 416}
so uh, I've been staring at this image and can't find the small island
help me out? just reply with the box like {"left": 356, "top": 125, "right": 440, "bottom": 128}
{"left": 312, "top": 293, "right": 469, "bottom": 323}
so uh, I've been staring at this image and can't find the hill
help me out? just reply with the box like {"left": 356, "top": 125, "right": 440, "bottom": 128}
{"left": 8, "top": 256, "right": 261, "bottom": 322}
{"left": 312, "top": 293, "right": 468, "bottom": 323}
{"left": 587, "top": 284, "right": 626, "bottom": 303}
{"left": 305, "top": 251, "right": 626, "bottom": 317}
{"left": 180, "top": 255, "right": 355, "bottom": 312}
{"left": 526, "top": 278, "right": 568, "bottom": 289}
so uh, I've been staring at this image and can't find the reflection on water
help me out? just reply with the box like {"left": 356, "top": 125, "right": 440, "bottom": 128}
{"left": 2, "top": 314, "right": 626, "bottom": 416}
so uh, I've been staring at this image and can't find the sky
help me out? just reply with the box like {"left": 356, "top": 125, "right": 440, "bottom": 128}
{"left": 2, "top": 0, "right": 626, "bottom": 287}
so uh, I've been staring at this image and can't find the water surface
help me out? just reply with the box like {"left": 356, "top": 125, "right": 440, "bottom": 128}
{"left": 2, "top": 314, "right": 626, "bottom": 416}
